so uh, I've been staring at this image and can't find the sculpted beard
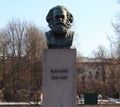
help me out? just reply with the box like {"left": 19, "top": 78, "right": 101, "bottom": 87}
{"left": 51, "top": 22, "right": 68, "bottom": 34}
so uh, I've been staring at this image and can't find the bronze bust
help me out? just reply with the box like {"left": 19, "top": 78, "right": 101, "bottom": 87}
{"left": 45, "top": 5, "right": 74, "bottom": 48}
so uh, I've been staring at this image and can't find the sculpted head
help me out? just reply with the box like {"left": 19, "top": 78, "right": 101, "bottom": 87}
{"left": 46, "top": 5, "right": 73, "bottom": 35}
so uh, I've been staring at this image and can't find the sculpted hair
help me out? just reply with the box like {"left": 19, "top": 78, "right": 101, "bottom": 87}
{"left": 46, "top": 5, "right": 73, "bottom": 29}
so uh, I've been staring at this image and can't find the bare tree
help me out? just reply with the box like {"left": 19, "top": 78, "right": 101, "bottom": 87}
{"left": 93, "top": 45, "right": 108, "bottom": 83}
{"left": 110, "top": 22, "right": 120, "bottom": 58}
{"left": 107, "top": 63, "right": 120, "bottom": 98}
{"left": 25, "top": 25, "right": 46, "bottom": 89}
{"left": 77, "top": 56, "right": 86, "bottom": 96}
{"left": 0, "top": 19, "right": 46, "bottom": 102}
{"left": 22, "top": 24, "right": 46, "bottom": 104}
{"left": 0, "top": 30, "right": 10, "bottom": 94}
{"left": 108, "top": 4, "right": 120, "bottom": 98}
{"left": 3, "top": 19, "right": 28, "bottom": 94}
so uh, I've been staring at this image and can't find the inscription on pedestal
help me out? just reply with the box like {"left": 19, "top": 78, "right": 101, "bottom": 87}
{"left": 43, "top": 49, "right": 76, "bottom": 107}
{"left": 50, "top": 69, "right": 68, "bottom": 80}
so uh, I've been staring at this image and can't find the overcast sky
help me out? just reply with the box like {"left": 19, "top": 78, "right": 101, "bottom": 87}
{"left": 0, "top": 0, "right": 120, "bottom": 57}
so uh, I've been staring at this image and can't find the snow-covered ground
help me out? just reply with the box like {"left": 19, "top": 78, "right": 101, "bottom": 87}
{"left": 0, "top": 101, "right": 42, "bottom": 105}
{"left": 0, "top": 99, "right": 119, "bottom": 105}
{"left": 77, "top": 98, "right": 120, "bottom": 104}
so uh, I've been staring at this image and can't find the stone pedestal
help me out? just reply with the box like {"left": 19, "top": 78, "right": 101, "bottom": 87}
{"left": 42, "top": 49, "right": 76, "bottom": 107}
